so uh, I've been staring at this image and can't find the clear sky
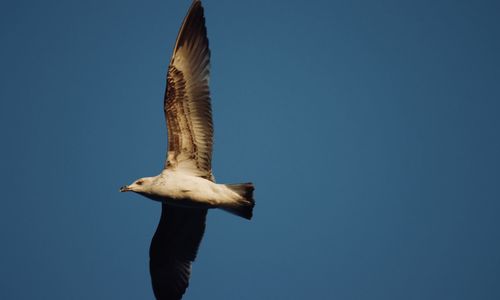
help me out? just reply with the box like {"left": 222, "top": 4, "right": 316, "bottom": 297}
{"left": 1, "top": 0, "right": 499, "bottom": 299}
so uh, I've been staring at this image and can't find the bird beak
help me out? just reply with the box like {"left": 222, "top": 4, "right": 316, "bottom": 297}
{"left": 120, "top": 185, "right": 130, "bottom": 192}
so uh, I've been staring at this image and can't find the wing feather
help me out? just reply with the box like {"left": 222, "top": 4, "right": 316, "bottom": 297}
{"left": 149, "top": 204, "right": 207, "bottom": 300}
{"left": 164, "top": 0, "right": 213, "bottom": 179}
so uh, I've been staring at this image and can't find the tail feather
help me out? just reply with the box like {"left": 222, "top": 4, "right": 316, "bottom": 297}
{"left": 221, "top": 183, "right": 255, "bottom": 220}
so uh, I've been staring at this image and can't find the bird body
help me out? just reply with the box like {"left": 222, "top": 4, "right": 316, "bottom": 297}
{"left": 122, "top": 170, "right": 254, "bottom": 213}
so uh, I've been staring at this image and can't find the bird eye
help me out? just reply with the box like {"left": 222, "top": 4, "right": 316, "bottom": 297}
{"left": 136, "top": 180, "right": 143, "bottom": 185}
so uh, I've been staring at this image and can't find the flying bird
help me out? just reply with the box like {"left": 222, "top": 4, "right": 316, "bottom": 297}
{"left": 119, "top": 1, "right": 255, "bottom": 299}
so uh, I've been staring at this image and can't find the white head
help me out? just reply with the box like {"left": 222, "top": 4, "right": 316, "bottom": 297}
{"left": 120, "top": 177, "right": 155, "bottom": 194}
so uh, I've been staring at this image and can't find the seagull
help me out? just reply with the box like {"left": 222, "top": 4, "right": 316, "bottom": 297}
{"left": 119, "top": 1, "right": 254, "bottom": 299}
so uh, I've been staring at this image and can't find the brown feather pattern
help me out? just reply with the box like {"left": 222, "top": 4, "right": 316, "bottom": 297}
{"left": 164, "top": 0, "right": 213, "bottom": 179}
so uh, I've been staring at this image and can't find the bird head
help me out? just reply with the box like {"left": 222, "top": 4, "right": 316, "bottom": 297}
{"left": 120, "top": 177, "right": 154, "bottom": 193}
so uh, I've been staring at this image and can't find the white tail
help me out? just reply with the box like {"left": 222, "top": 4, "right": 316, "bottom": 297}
{"left": 221, "top": 183, "right": 255, "bottom": 220}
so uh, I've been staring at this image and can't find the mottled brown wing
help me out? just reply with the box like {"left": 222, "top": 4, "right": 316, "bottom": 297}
{"left": 164, "top": 0, "right": 213, "bottom": 179}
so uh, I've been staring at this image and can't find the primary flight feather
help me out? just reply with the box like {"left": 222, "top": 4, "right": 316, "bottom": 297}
{"left": 119, "top": 1, "right": 255, "bottom": 299}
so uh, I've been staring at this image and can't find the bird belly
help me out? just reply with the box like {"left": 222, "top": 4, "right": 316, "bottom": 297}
{"left": 154, "top": 174, "right": 241, "bottom": 209}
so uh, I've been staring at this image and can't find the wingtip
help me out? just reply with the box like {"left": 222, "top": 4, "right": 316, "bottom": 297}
{"left": 191, "top": 0, "right": 203, "bottom": 8}
{"left": 172, "top": 0, "right": 207, "bottom": 54}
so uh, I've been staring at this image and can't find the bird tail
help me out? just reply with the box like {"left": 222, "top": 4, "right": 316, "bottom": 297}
{"left": 221, "top": 183, "right": 255, "bottom": 220}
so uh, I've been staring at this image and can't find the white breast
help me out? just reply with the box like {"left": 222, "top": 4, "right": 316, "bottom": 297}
{"left": 154, "top": 170, "right": 240, "bottom": 206}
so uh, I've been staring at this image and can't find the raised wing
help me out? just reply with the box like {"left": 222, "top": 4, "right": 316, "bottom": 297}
{"left": 149, "top": 204, "right": 207, "bottom": 300}
{"left": 164, "top": 0, "right": 213, "bottom": 179}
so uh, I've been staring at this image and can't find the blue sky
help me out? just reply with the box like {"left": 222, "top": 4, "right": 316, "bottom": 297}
{"left": 1, "top": 0, "right": 499, "bottom": 299}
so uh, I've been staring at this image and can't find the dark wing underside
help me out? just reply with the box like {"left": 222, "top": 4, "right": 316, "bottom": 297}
{"left": 164, "top": 0, "right": 213, "bottom": 179}
{"left": 150, "top": 204, "right": 207, "bottom": 300}
{"left": 150, "top": 1, "right": 211, "bottom": 299}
